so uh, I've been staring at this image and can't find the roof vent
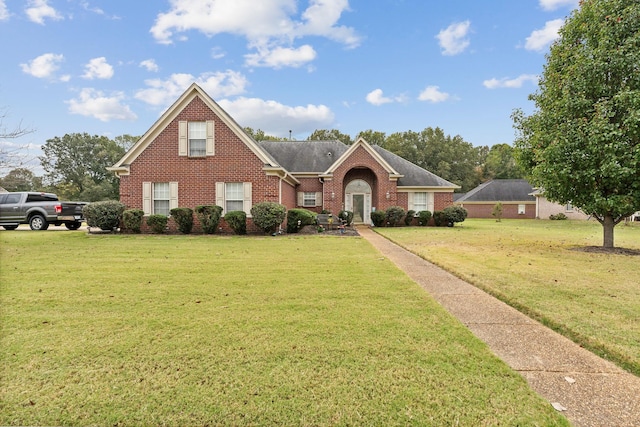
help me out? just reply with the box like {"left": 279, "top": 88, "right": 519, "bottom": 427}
{"left": 327, "top": 152, "right": 332, "bottom": 157}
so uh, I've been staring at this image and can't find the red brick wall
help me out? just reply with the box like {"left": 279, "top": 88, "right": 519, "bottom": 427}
{"left": 460, "top": 202, "right": 536, "bottom": 219}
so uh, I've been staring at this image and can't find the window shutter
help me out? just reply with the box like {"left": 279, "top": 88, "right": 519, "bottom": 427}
{"left": 178, "top": 121, "right": 188, "bottom": 156}
{"left": 142, "top": 182, "right": 151, "bottom": 215}
{"left": 427, "top": 192, "right": 434, "bottom": 212}
{"left": 407, "top": 192, "right": 414, "bottom": 211}
{"left": 315, "top": 192, "right": 322, "bottom": 207}
{"left": 215, "top": 182, "right": 225, "bottom": 211}
{"left": 169, "top": 182, "right": 178, "bottom": 210}
{"left": 206, "top": 120, "right": 215, "bottom": 156}
{"left": 243, "top": 182, "right": 252, "bottom": 215}
{"left": 297, "top": 192, "right": 303, "bottom": 206}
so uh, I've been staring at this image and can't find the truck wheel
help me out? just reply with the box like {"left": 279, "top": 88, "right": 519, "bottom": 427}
{"left": 29, "top": 215, "right": 49, "bottom": 230}
{"left": 65, "top": 222, "right": 82, "bottom": 230}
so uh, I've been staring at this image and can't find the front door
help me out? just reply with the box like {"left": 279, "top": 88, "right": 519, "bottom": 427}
{"left": 352, "top": 194, "right": 364, "bottom": 223}
{"left": 345, "top": 179, "right": 372, "bottom": 224}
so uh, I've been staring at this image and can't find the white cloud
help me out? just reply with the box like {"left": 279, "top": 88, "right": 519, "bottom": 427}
{"left": 418, "top": 86, "right": 450, "bottom": 103}
{"left": 82, "top": 57, "right": 114, "bottom": 80}
{"left": 245, "top": 45, "right": 316, "bottom": 68}
{"left": 436, "top": 20, "right": 471, "bottom": 56}
{"left": 150, "top": 0, "right": 360, "bottom": 68}
{"left": 539, "top": 0, "right": 579, "bottom": 11}
{"left": 0, "top": 0, "right": 10, "bottom": 21}
{"left": 483, "top": 74, "right": 539, "bottom": 89}
{"left": 135, "top": 71, "right": 249, "bottom": 107}
{"left": 525, "top": 19, "right": 564, "bottom": 51}
{"left": 66, "top": 88, "right": 137, "bottom": 122}
{"left": 139, "top": 59, "right": 159, "bottom": 72}
{"left": 20, "top": 53, "right": 64, "bottom": 79}
{"left": 365, "top": 89, "right": 406, "bottom": 106}
{"left": 218, "top": 97, "right": 334, "bottom": 138}
{"left": 25, "top": 0, "right": 62, "bottom": 24}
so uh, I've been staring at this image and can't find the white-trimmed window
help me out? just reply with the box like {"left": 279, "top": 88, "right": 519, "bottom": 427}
{"left": 413, "top": 192, "right": 427, "bottom": 212}
{"left": 188, "top": 122, "right": 206, "bottom": 157}
{"left": 565, "top": 202, "right": 574, "bottom": 212}
{"left": 143, "top": 182, "right": 178, "bottom": 216}
{"left": 409, "top": 191, "right": 434, "bottom": 213}
{"left": 179, "top": 120, "right": 214, "bottom": 157}
{"left": 304, "top": 192, "right": 317, "bottom": 207}
{"left": 225, "top": 183, "right": 244, "bottom": 212}
{"left": 216, "top": 182, "right": 252, "bottom": 215}
{"left": 297, "top": 191, "right": 322, "bottom": 207}
{"left": 518, "top": 204, "right": 526, "bottom": 215}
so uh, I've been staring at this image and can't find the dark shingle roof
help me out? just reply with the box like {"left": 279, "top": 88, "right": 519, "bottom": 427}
{"left": 456, "top": 179, "right": 535, "bottom": 202}
{"left": 369, "top": 145, "right": 457, "bottom": 187}
{"left": 258, "top": 140, "right": 457, "bottom": 188}
{"left": 258, "top": 140, "right": 348, "bottom": 172}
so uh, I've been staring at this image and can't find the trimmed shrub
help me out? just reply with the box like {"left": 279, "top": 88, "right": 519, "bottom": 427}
{"left": 170, "top": 207, "right": 194, "bottom": 234}
{"left": 443, "top": 205, "right": 468, "bottom": 225}
{"left": 385, "top": 206, "right": 405, "bottom": 227}
{"left": 251, "top": 202, "right": 287, "bottom": 234}
{"left": 338, "top": 210, "right": 354, "bottom": 226}
{"left": 417, "top": 210, "right": 432, "bottom": 226}
{"left": 195, "top": 205, "right": 223, "bottom": 234}
{"left": 286, "top": 208, "right": 316, "bottom": 233}
{"left": 225, "top": 210, "right": 247, "bottom": 235}
{"left": 122, "top": 209, "right": 144, "bottom": 233}
{"left": 370, "top": 209, "right": 386, "bottom": 227}
{"left": 404, "top": 210, "right": 416, "bottom": 226}
{"left": 550, "top": 212, "right": 568, "bottom": 220}
{"left": 433, "top": 211, "right": 448, "bottom": 227}
{"left": 82, "top": 200, "right": 125, "bottom": 231}
{"left": 146, "top": 214, "right": 168, "bottom": 234}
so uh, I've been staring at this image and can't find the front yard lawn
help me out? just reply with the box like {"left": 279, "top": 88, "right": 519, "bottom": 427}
{"left": 0, "top": 231, "right": 567, "bottom": 426}
{"left": 377, "top": 219, "right": 640, "bottom": 376}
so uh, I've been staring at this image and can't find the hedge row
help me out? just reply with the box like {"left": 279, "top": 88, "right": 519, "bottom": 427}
{"left": 82, "top": 201, "right": 467, "bottom": 234}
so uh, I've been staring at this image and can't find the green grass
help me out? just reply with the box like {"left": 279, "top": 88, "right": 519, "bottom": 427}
{"left": 377, "top": 219, "right": 640, "bottom": 376}
{"left": 0, "top": 232, "right": 567, "bottom": 426}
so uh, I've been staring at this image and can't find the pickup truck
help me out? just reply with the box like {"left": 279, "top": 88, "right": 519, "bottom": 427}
{"left": 0, "top": 192, "right": 87, "bottom": 230}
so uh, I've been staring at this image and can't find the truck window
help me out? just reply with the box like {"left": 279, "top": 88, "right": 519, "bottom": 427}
{"left": 4, "top": 194, "right": 21, "bottom": 204}
{"left": 26, "top": 194, "right": 58, "bottom": 202}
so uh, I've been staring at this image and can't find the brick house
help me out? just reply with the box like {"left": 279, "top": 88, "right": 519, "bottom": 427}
{"left": 108, "top": 83, "right": 458, "bottom": 231}
{"left": 455, "top": 179, "right": 536, "bottom": 219}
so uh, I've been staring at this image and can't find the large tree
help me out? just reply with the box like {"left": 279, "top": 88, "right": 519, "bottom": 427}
{"left": 0, "top": 168, "right": 43, "bottom": 191}
{"left": 483, "top": 144, "right": 525, "bottom": 180}
{"left": 513, "top": 0, "right": 640, "bottom": 248}
{"left": 40, "top": 133, "right": 125, "bottom": 201}
{"left": 307, "top": 129, "right": 353, "bottom": 145}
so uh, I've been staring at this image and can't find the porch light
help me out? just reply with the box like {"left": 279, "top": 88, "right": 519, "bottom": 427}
{"left": 386, "top": 191, "right": 390, "bottom": 199}
{"left": 331, "top": 192, "right": 335, "bottom": 200}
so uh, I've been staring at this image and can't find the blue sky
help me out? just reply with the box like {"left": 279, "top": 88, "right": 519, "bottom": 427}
{"left": 1, "top": 0, "right": 579, "bottom": 173}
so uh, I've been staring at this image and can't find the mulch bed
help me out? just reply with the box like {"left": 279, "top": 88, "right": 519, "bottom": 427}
{"left": 570, "top": 246, "right": 640, "bottom": 256}
{"left": 296, "top": 225, "right": 360, "bottom": 236}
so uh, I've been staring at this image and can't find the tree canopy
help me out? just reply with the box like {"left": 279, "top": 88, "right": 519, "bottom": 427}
{"left": 513, "top": 0, "right": 640, "bottom": 248}
{"left": 40, "top": 133, "right": 126, "bottom": 201}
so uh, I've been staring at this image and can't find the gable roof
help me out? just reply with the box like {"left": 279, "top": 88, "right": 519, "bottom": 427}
{"left": 456, "top": 179, "right": 535, "bottom": 203}
{"left": 259, "top": 138, "right": 458, "bottom": 189}
{"left": 108, "top": 83, "right": 278, "bottom": 174}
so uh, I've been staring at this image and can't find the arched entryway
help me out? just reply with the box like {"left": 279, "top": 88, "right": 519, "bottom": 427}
{"left": 344, "top": 179, "right": 372, "bottom": 224}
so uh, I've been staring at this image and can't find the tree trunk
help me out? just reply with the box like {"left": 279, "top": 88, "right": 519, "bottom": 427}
{"left": 602, "top": 214, "right": 615, "bottom": 248}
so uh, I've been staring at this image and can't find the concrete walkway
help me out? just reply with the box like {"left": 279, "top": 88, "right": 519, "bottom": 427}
{"left": 357, "top": 226, "right": 640, "bottom": 427}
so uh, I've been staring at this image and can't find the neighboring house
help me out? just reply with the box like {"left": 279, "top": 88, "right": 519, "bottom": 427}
{"left": 108, "top": 83, "right": 458, "bottom": 231}
{"left": 529, "top": 189, "right": 590, "bottom": 220}
{"left": 455, "top": 179, "right": 536, "bottom": 219}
